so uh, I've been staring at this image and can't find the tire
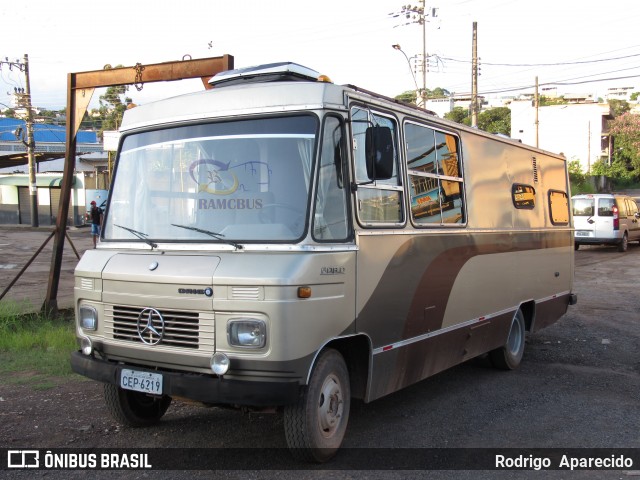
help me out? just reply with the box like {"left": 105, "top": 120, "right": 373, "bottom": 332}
{"left": 284, "top": 349, "right": 350, "bottom": 463}
{"left": 104, "top": 384, "right": 172, "bottom": 427}
{"left": 617, "top": 233, "right": 628, "bottom": 252}
{"left": 574, "top": 243, "right": 580, "bottom": 251}
{"left": 490, "top": 309, "right": 526, "bottom": 370}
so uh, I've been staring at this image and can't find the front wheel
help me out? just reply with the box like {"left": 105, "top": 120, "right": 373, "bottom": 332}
{"left": 103, "top": 384, "right": 172, "bottom": 427}
{"left": 490, "top": 309, "right": 526, "bottom": 370}
{"left": 284, "top": 349, "right": 350, "bottom": 463}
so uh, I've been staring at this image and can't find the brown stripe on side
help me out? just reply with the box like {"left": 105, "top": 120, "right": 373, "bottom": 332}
{"left": 531, "top": 293, "right": 571, "bottom": 332}
{"left": 357, "top": 230, "right": 573, "bottom": 402}
{"left": 367, "top": 310, "right": 514, "bottom": 401}
{"left": 357, "top": 230, "right": 571, "bottom": 347}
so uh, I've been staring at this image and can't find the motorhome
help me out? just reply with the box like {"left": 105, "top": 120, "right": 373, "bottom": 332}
{"left": 71, "top": 62, "right": 576, "bottom": 462}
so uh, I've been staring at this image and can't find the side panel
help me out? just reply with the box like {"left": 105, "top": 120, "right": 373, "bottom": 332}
{"left": 356, "top": 231, "right": 573, "bottom": 401}
{"left": 355, "top": 128, "right": 573, "bottom": 402}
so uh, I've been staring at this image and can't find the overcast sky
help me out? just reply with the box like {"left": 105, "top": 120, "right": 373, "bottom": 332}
{"left": 2, "top": 0, "right": 640, "bottom": 111}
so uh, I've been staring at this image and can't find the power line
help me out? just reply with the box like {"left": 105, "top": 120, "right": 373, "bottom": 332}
{"left": 478, "top": 74, "right": 640, "bottom": 96}
{"left": 440, "top": 52, "right": 640, "bottom": 67}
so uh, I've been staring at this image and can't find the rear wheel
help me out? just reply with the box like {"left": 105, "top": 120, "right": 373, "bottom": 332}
{"left": 617, "top": 233, "right": 628, "bottom": 252}
{"left": 490, "top": 309, "right": 526, "bottom": 370}
{"left": 284, "top": 349, "right": 350, "bottom": 463}
{"left": 104, "top": 384, "right": 172, "bottom": 427}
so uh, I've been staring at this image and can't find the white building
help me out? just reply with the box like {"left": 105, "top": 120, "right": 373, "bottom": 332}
{"left": 424, "top": 95, "right": 486, "bottom": 118}
{"left": 510, "top": 101, "right": 612, "bottom": 173}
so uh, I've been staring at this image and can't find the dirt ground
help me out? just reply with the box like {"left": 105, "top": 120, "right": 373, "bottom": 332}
{"left": 1, "top": 243, "right": 639, "bottom": 479}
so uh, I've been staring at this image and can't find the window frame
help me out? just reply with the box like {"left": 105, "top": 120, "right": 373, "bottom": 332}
{"left": 349, "top": 104, "right": 405, "bottom": 228}
{"left": 312, "top": 114, "right": 353, "bottom": 242}
{"left": 512, "top": 183, "right": 536, "bottom": 210}
{"left": 548, "top": 189, "right": 569, "bottom": 226}
{"left": 403, "top": 120, "right": 466, "bottom": 228}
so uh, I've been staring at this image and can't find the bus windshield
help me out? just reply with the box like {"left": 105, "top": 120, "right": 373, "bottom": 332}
{"left": 103, "top": 115, "right": 318, "bottom": 244}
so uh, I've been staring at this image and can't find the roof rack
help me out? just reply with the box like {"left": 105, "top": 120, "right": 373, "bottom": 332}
{"left": 209, "top": 62, "right": 322, "bottom": 87}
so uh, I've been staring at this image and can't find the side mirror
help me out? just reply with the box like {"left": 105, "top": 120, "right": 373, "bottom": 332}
{"left": 365, "top": 126, "right": 394, "bottom": 180}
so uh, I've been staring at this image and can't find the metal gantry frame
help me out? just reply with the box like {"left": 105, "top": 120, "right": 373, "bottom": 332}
{"left": 43, "top": 54, "right": 234, "bottom": 313}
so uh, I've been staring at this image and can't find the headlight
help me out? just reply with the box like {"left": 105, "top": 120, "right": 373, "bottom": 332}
{"left": 79, "top": 305, "right": 98, "bottom": 330}
{"left": 227, "top": 319, "right": 266, "bottom": 348}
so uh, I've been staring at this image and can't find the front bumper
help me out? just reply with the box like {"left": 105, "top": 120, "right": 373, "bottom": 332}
{"left": 70, "top": 351, "right": 300, "bottom": 406}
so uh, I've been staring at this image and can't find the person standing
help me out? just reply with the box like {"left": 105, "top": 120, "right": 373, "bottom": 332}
{"left": 86, "top": 200, "right": 103, "bottom": 249}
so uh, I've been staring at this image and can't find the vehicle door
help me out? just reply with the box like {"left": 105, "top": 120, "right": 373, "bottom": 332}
{"left": 572, "top": 197, "right": 596, "bottom": 239}
{"left": 625, "top": 198, "right": 640, "bottom": 241}
{"left": 595, "top": 197, "right": 616, "bottom": 240}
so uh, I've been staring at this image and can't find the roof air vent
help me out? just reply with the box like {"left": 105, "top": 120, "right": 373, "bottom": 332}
{"left": 209, "top": 62, "right": 322, "bottom": 87}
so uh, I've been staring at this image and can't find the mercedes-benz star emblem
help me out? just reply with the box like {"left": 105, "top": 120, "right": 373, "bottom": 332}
{"left": 137, "top": 308, "right": 165, "bottom": 346}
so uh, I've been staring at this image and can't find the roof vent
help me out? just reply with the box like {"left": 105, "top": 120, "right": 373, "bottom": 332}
{"left": 209, "top": 62, "right": 322, "bottom": 87}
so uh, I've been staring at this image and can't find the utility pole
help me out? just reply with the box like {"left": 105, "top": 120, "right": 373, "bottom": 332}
{"left": 534, "top": 76, "right": 539, "bottom": 148}
{"left": 420, "top": 0, "right": 427, "bottom": 108}
{"left": 24, "top": 54, "right": 38, "bottom": 227}
{"left": 471, "top": 22, "right": 479, "bottom": 127}
{"left": 390, "top": 1, "right": 437, "bottom": 108}
{"left": 0, "top": 55, "right": 38, "bottom": 226}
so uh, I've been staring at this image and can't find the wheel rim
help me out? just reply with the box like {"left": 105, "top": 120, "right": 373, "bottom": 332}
{"left": 316, "top": 373, "right": 344, "bottom": 438}
{"left": 506, "top": 316, "right": 523, "bottom": 356}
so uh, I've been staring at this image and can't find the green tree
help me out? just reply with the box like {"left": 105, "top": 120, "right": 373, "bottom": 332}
{"left": 477, "top": 107, "right": 511, "bottom": 136}
{"left": 608, "top": 99, "right": 630, "bottom": 117}
{"left": 395, "top": 90, "right": 417, "bottom": 104}
{"left": 444, "top": 107, "right": 470, "bottom": 126}
{"left": 608, "top": 112, "right": 640, "bottom": 179}
{"left": 394, "top": 87, "right": 451, "bottom": 105}
{"left": 98, "top": 65, "right": 133, "bottom": 137}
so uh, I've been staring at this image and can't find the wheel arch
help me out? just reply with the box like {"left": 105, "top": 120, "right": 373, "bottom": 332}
{"left": 519, "top": 299, "right": 536, "bottom": 332}
{"left": 306, "top": 334, "right": 371, "bottom": 401}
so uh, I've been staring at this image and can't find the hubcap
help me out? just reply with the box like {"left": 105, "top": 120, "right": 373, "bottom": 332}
{"left": 507, "top": 317, "right": 523, "bottom": 356}
{"left": 317, "top": 373, "right": 343, "bottom": 437}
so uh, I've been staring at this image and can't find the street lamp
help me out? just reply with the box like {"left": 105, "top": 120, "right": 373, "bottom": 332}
{"left": 392, "top": 44, "right": 421, "bottom": 105}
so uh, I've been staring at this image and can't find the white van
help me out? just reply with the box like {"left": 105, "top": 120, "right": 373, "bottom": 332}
{"left": 572, "top": 194, "right": 640, "bottom": 251}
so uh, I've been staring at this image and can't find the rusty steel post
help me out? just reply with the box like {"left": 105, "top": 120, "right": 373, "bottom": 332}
{"left": 43, "top": 55, "right": 234, "bottom": 314}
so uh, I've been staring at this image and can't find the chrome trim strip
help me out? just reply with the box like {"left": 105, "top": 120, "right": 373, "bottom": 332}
{"left": 369, "top": 293, "right": 573, "bottom": 356}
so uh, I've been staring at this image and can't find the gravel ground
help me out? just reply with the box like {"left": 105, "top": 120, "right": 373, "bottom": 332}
{"left": 1, "top": 243, "right": 639, "bottom": 479}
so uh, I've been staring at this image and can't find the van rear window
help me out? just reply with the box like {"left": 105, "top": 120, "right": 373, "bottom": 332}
{"left": 572, "top": 198, "right": 594, "bottom": 216}
{"left": 597, "top": 198, "right": 615, "bottom": 217}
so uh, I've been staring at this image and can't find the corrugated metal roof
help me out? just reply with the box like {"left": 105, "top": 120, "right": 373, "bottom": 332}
{"left": 0, "top": 118, "right": 98, "bottom": 143}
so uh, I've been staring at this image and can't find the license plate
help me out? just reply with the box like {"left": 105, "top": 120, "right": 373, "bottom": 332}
{"left": 120, "top": 369, "right": 163, "bottom": 395}
{"left": 576, "top": 231, "right": 589, "bottom": 237}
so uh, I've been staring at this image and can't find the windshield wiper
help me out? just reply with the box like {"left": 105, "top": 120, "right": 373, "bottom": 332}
{"left": 114, "top": 224, "right": 158, "bottom": 250}
{"left": 171, "top": 224, "right": 243, "bottom": 250}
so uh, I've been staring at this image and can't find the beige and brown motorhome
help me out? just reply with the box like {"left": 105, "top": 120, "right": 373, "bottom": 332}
{"left": 71, "top": 62, "right": 576, "bottom": 462}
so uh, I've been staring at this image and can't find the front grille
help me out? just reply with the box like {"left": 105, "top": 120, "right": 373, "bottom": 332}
{"left": 106, "top": 305, "right": 200, "bottom": 349}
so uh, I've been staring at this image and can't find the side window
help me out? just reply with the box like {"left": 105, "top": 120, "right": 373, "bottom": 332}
{"left": 405, "top": 122, "right": 465, "bottom": 225}
{"left": 548, "top": 190, "right": 569, "bottom": 225}
{"left": 598, "top": 198, "right": 615, "bottom": 217}
{"left": 313, "top": 116, "right": 350, "bottom": 241}
{"left": 351, "top": 106, "right": 403, "bottom": 225}
{"left": 512, "top": 184, "right": 536, "bottom": 209}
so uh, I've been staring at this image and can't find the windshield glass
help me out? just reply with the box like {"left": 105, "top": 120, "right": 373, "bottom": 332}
{"left": 104, "top": 115, "right": 317, "bottom": 244}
